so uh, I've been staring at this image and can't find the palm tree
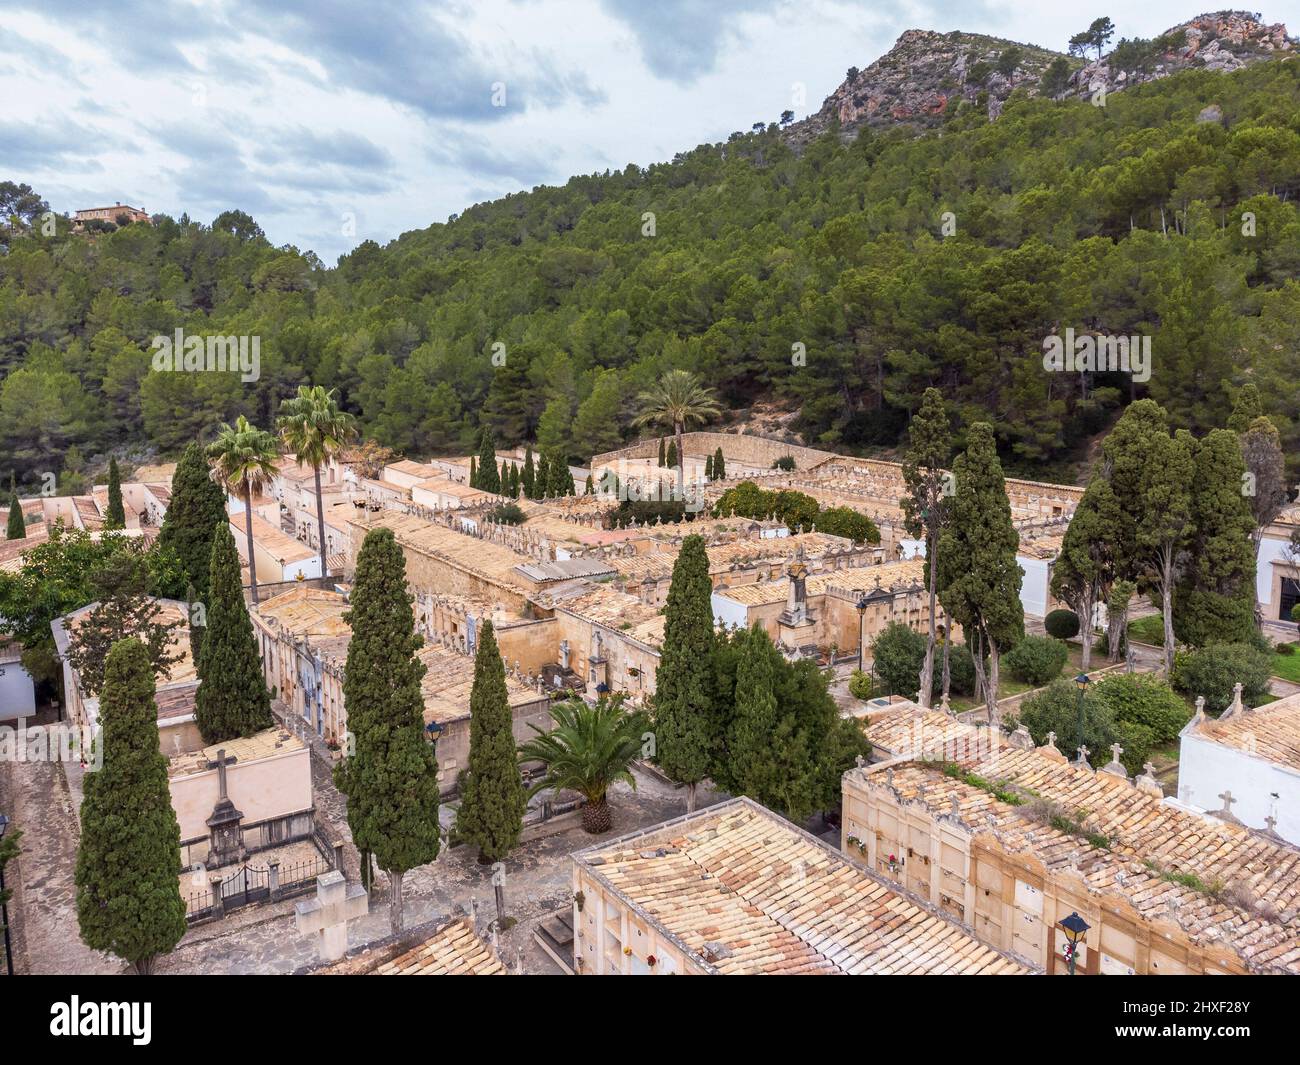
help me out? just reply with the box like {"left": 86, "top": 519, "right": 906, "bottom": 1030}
{"left": 632, "top": 370, "right": 722, "bottom": 497}
{"left": 518, "top": 694, "right": 645, "bottom": 834}
{"left": 207, "top": 415, "right": 279, "bottom": 604}
{"left": 276, "top": 385, "right": 357, "bottom": 576}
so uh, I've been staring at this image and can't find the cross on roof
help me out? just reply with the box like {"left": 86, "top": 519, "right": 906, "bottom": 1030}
{"left": 1046, "top": 730, "right": 1057, "bottom": 747}
{"left": 294, "top": 871, "right": 368, "bottom": 964}
{"left": 1110, "top": 743, "right": 1123, "bottom": 764}
{"left": 1218, "top": 790, "right": 1236, "bottom": 815}
{"left": 1265, "top": 814, "right": 1278, "bottom": 833}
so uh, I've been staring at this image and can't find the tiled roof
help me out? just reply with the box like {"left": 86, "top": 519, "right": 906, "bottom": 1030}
{"left": 715, "top": 558, "right": 926, "bottom": 607}
{"left": 852, "top": 749, "right": 1300, "bottom": 974}
{"left": 864, "top": 705, "right": 1006, "bottom": 762}
{"left": 418, "top": 642, "right": 546, "bottom": 725}
{"left": 372, "top": 917, "right": 508, "bottom": 975}
{"left": 575, "top": 798, "right": 1031, "bottom": 975}
{"left": 169, "top": 727, "right": 304, "bottom": 778}
{"left": 1190, "top": 692, "right": 1300, "bottom": 771}
{"left": 353, "top": 512, "right": 531, "bottom": 590}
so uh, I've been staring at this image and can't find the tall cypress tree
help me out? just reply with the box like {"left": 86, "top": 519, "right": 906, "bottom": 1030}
{"left": 157, "top": 443, "right": 227, "bottom": 600}
{"left": 534, "top": 451, "right": 549, "bottom": 498}
{"left": 477, "top": 428, "right": 501, "bottom": 494}
{"left": 1050, "top": 476, "right": 1121, "bottom": 669}
{"left": 469, "top": 455, "right": 477, "bottom": 489}
{"left": 5, "top": 485, "right": 24, "bottom": 540}
{"left": 75, "top": 638, "right": 187, "bottom": 974}
{"left": 456, "top": 620, "right": 525, "bottom": 861}
{"left": 499, "top": 458, "right": 508, "bottom": 493}
{"left": 936, "top": 423, "right": 1024, "bottom": 723}
{"left": 1174, "top": 429, "right": 1258, "bottom": 647}
{"left": 665, "top": 440, "right": 678, "bottom": 471}
{"left": 722, "top": 625, "right": 781, "bottom": 800}
{"left": 195, "top": 522, "right": 274, "bottom": 743}
{"left": 658, "top": 437, "right": 666, "bottom": 467}
{"left": 713, "top": 447, "right": 725, "bottom": 480}
{"left": 705, "top": 453, "right": 714, "bottom": 481}
{"left": 104, "top": 457, "right": 125, "bottom": 530}
{"left": 334, "top": 527, "right": 440, "bottom": 933}
{"left": 654, "top": 534, "right": 716, "bottom": 812}
{"left": 522, "top": 447, "right": 536, "bottom": 498}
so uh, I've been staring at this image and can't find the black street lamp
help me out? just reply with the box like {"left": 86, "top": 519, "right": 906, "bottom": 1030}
{"left": 1060, "top": 910, "right": 1090, "bottom": 975}
{"left": 855, "top": 594, "right": 868, "bottom": 673}
{"left": 0, "top": 813, "right": 12, "bottom": 976}
{"left": 1074, "top": 672, "right": 1090, "bottom": 763}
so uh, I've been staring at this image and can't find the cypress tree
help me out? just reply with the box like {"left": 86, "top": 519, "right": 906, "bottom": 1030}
{"left": 1226, "top": 383, "right": 1263, "bottom": 433}
{"left": 1050, "top": 476, "right": 1121, "bottom": 670}
{"left": 713, "top": 447, "right": 725, "bottom": 480}
{"left": 936, "top": 423, "right": 1024, "bottom": 723}
{"left": 5, "top": 486, "right": 24, "bottom": 540}
{"left": 654, "top": 534, "right": 716, "bottom": 812}
{"left": 456, "top": 620, "right": 526, "bottom": 861}
{"left": 723, "top": 625, "right": 781, "bottom": 799}
{"left": 158, "top": 442, "right": 228, "bottom": 600}
{"left": 705, "top": 453, "right": 714, "bottom": 481}
{"left": 510, "top": 462, "right": 521, "bottom": 498}
{"left": 522, "top": 447, "right": 536, "bottom": 498}
{"left": 195, "top": 523, "right": 274, "bottom": 743}
{"left": 665, "top": 440, "right": 678, "bottom": 471}
{"left": 1174, "top": 429, "right": 1258, "bottom": 647}
{"left": 658, "top": 437, "right": 666, "bottom": 467}
{"left": 104, "top": 457, "right": 125, "bottom": 530}
{"left": 499, "top": 458, "right": 508, "bottom": 494}
{"left": 585, "top": 473, "right": 594, "bottom": 495}
{"left": 469, "top": 455, "right": 477, "bottom": 489}
{"left": 477, "top": 428, "right": 501, "bottom": 494}
{"left": 75, "top": 638, "right": 187, "bottom": 974}
{"left": 334, "top": 527, "right": 440, "bottom": 933}
{"left": 535, "top": 451, "right": 549, "bottom": 498}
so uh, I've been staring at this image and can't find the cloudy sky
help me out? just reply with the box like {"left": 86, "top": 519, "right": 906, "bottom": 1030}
{"left": 3, "top": 1, "right": 1295, "bottom": 263}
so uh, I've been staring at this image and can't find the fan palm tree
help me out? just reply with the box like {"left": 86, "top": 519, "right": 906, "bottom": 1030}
{"left": 518, "top": 694, "right": 645, "bottom": 834}
{"left": 276, "top": 385, "right": 357, "bottom": 577}
{"left": 632, "top": 369, "right": 722, "bottom": 496}
{"left": 207, "top": 415, "right": 279, "bottom": 604}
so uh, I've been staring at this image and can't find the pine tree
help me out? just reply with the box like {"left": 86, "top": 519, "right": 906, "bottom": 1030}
{"left": 195, "top": 523, "right": 274, "bottom": 743}
{"left": 653, "top": 535, "right": 716, "bottom": 812}
{"left": 157, "top": 443, "right": 227, "bottom": 599}
{"left": 713, "top": 447, "right": 725, "bottom": 481}
{"left": 104, "top": 457, "right": 125, "bottom": 530}
{"left": 900, "top": 388, "right": 950, "bottom": 706}
{"left": 658, "top": 437, "right": 666, "bottom": 467}
{"left": 705, "top": 453, "right": 714, "bottom": 481}
{"left": 522, "top": 447, "right": 536, "bottom": 498}
{"left": 477, "top": 428, "right": 501, "bottom": 494}
{"left": 1174, "top": 429, "right": 1258, "bottom": 647}
{"left": 456, "top": 620, "right": 525, "bottom": 861}
{"left": 75, "top": 638, "right": 187, "bottom": 974}
{"left": 5, "top": 482, "right": 24, "bottom": 541}
{"left": 334, "top": 527, "right": 440, "bottom": 933}
{"left": 936, "top": 423, "right": 1024, "bottom": 723}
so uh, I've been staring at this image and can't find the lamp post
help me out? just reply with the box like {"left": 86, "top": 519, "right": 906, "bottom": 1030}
{"left": 1074, "top": 673, "right": 1090, "bottom": 763}
{"left": 0, "top": 813, "right": 12, "bottom": 976}
{"left": 1060, "top": 910, "right": 1090, "bottom": 975}
{"left": 855, "top": 594, "right": 868, "bottom": 674}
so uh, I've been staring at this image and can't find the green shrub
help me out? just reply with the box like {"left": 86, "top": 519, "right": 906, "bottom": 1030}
{"left": 1044, "top": 609, "right": 1080, "bottom": 640}
{"left": 487, "top": 501, "right": 526, "bottom": 525}
{"left": 869, "top": 622, "right": 926, "bottom": 697}
{"left": 1172, "top": 642, "right": 1273, "bottom": 715}
{"left": 1004, "top": 636, "right": 1069, "bottom": 686}
{"left": 1277, "top": 642, "right": 1296, "bottom": 656}
{"left": 771, "top": 455, "right": 796, "bottom": 470}
{"left": 848, "top": 669, "right": 873, "bottom": 700}
{"left": 815, "top": 506, "right": 880, "bottom": 544}
{"left": 945, "top": 642, "right": 978, "bottom": 697}
{"left": 1091, "top": 674, "right": 1190, "bottom": 771}
{"left": 1017, "top": 678, "right": 1115, "bottom": 762}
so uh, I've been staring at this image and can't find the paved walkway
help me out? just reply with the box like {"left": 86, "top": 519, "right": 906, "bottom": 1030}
{"left": 0, "top": 705, "right": 121, "bottom": 975}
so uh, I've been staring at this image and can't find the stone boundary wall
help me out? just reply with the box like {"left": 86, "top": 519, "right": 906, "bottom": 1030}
{"left": 592, "top": 431, "right": 837, "bottom": 471}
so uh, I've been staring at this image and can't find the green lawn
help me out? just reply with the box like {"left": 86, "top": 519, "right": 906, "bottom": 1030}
{"left": 1270, "top": 645, "right": 1300, "bottom": 683}
{"left": 1127, "top": 614, "right": 1165, "bottom": 646}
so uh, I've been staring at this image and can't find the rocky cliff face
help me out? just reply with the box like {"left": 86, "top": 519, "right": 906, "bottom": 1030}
{"left": 1066, "top": 11, "right": 1294, "bottom": 102}
{"left": 789, "top": 11, "right": 1294, "bottom": 144}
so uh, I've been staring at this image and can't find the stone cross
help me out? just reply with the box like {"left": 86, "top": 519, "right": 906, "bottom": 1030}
{"left": 1110, "top": 743, "right": 1123, "bottom": 765}
{"left": 1076, "top": 744, "right": 1090, "bottom": 766}
{"left": 1218, "top": 790, "right": 1236, "bottom": 816}
{"left": 1045, "top": 730, "right": 1057, "bottom": 748}
{"left": 1265, "top": 814, "right": 1278, "bottom": 834}
{"left": 294, "top": 871, "right": 368, "bottom": 964}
